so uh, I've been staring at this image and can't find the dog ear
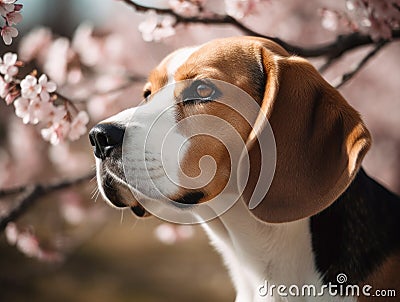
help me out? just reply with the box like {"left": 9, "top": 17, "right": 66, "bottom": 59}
{"left": 242, "top": 46, "right": 371, "bottom": 223}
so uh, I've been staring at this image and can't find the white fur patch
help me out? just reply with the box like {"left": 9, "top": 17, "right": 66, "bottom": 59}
{"left": 201, "top": 200, "right": 356, "bottom": 302}
{"left": 96, "top": 46, "right": 201, "bottom": 206}
{"left": 166, "top": 46, "right": 200, "bottom": 83}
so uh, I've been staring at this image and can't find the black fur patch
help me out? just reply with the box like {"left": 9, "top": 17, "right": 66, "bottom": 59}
{"left": 175, "top": 191, "right": 205, "bottom": 205}
{"left": 310, "top": 168, "right": 400, "bottom": 284}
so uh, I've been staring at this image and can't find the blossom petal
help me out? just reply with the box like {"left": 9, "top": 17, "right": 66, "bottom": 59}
{"left": 46, "top": 81, "right": 57, "bottom": 92}
{"left": 1, "top": 27, "right": 18, "bottom": 45}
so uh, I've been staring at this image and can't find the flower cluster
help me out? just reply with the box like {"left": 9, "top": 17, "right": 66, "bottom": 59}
{"left": 154, "top": 223, "right": 194, "bottom": 245}
{"left": 0, "top": 52, "right": 89, "bottom": 145}
{"left": 224, "top": 0, "right": 265, "bottom": 19}
{"left": 169, "top": 0, "right": 206, "bottom": 17}
{"left": 17, "top": 24, "right": 143, "bottom": 122}
{"left": 321, "top": 0, "right": 400, "bottom": 41}
{"left": 0, "top": 0, "right": 22, "bottom": 45}
{"left": 139, "top": 10, "right": 177, "bottom": 42}
{"left": 137, "top": 0, "right": 270, "bottom": 42}
{"left": 5, "top": 222, "right": 63, "bottom": 262}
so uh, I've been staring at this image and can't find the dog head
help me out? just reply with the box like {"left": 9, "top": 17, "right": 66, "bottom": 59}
{"left": 89, "top": 36, "right": 371, "bottom": 222}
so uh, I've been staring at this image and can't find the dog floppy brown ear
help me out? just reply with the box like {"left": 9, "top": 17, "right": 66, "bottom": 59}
{"left": 243, "top": 47, "right": 371, "bottom": 223}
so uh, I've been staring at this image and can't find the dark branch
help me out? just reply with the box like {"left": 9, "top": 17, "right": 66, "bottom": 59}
{"left": 119, "top": 0, "right": 400, "bottom": 59}
{"left": 319, "top": 56, "right": 339, "bottom": 73}
{"left": 0, "top": 172, "right": 95, "bottom": 232}
{"left": 334, "top": 41, "right": 387, "bottom": 89}
{"left": 0, "top": 186, "right": 26, "bottom": 198}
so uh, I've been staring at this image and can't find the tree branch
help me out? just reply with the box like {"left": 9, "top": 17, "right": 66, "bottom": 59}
{"left": 0, "top": 172, "right": 95, "bottom": 232}
{"left": 334, "top": 41, "right": 387, "bottom": 89}
{"left": 0, "top": 186, "right": 26, "bottom": 198}
{"left": 318, "top": 56, "right": 339, "bottom": 73}
{"left": 119, "top": 0, "right": 400, "bottom": 59}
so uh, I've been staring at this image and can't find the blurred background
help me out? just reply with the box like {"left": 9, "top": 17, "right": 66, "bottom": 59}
{"left": 0, "top": 0, "right": 399, "bottom": 301}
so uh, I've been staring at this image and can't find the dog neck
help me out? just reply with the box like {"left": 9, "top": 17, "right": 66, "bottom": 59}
{"left": 200, "top": 168, "right": 400, "bottom": 301}
{"left": 201, "top": 197, "right": 323, "bottom": 301}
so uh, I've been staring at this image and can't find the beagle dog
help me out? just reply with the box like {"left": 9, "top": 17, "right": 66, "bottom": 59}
{"left": 89, "top": 37, "right": 400, "bottom": 301}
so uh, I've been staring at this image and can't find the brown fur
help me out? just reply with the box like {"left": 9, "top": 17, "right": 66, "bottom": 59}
{"left": 244, "top": 45, "right": 371, "bottom": 223}
{"left": 145, "top": 37, "right": 371, "bottom": 223}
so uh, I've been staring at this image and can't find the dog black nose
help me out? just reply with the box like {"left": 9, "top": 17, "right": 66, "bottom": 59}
{"left": 89, "top": 123, "right": 125, "bottom": 160}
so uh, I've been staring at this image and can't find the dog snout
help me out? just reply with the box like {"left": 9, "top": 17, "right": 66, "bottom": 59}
{"left": 89, "top": 123, "right": 125, "bottom": 160}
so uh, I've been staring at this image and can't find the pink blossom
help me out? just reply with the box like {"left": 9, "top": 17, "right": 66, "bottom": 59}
{"left": 67, "top": 67, "right": 82, "bottom": 84}
{"left": 44, "top": 37, "right": 70, "bottom": 85}
{"left": 1, "top": 26, "right": 18, "bottom": 45}
{"left": 139, "top": 10, "right": 158, "bottom": 41}
{"left": 369, "top": 16, "right": 393, "bottom": 40}
{"left": 151, "top": 15, "right": 176, "bottom": 41}
{"left": 5, "top": 90, "right": 17, "bottom": 104}
{"left": 5, "top": 222, "right": 61, "bottom": 262}
{"left": 41, "top": 120, "right": 70, "bottom": 145}
{"left": 154, "top": 223, "right": 178, "bottom": 244}
{"left": 224, "top": 0, "right": 260, "bottom": 19}
{"left": 37, "top": 250, "right": 63, "bottom": 263}
{"left": 375, "top": 0, "right": 400, "bottom": 20}
{"left": 169, "top": 0, "right": 201, "bottom": 17}
{"left": 18, "top": 27, "right": 52, "bottom": 62}
{"left": 16, "top": 232, "right": 40, "bottom": 258}
{"left": 59, "top": 191, "right": 85, "bottom": 225}
{"left": 6, "top": 10, "right": 22, "bottom": 25}
{"left": 28, "top": 97, "right": 54, "bottom": 123}
{"left": 5, "top": 222, "right": 18, "bottom": 245}
{"left": 0, "top": 52, "right": 18, "bottom": 82}
{"left": 340, "top": 0, "right": 400, "bottom": 40}
{"left": 0, "top": 0, "right": 15, "bottom": 17}
{"left": 139, "top": 10, "right": 176, "bottom": 42}
{"left": 47, "top": 104, "right": 66, "bottom": 124}
{"left": 154, "top": 223, "right": 194, "bottom": 244}
{"left": 38, "top": 74, "right": 56, "bottom": 102}
{"left": 20, "top": 75, "right": 41, "bottom": 99}
{"left": 72, "top": 23, "right": 102, "bottom": 67}
{"left": 14, "top": 95, "right": 55, "bottom": 125}
{"left": 68, "top": 111, "right": 89, "bottom": 141}
{"left": 14, "top": 97, "right": 36, "bottom": 124}
{"left": 321, "top": 9, "right": 340, "bottom": 31}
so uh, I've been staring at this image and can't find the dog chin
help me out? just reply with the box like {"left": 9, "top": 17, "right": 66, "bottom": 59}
{"left": 96, "top": 159, "right": 206, "bottom": 218}
{"left": 97, "top": 170, "right": 149, "bottom": 218}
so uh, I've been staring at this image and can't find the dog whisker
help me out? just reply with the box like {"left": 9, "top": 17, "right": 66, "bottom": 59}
{"left": 91, "top": 187, "right": 100, "bottom": 202}
{"left": 90, "top": 187, "right": 97, "bottom": 199}
{"left": 120, "top": 210, "right": 124, "bottom": 225}
{"left": 130, "top": 216, "right": 139, "bottom": 230}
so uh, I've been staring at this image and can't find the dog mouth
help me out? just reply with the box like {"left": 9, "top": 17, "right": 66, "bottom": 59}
{"left": 100, "top": 171, "right": 149, "bottom": 218}
{"left": 173, "top": 191, "right": 205, "bottom": 208}
{"left": 99, "top": 167, "right": 206, "bottom": 218}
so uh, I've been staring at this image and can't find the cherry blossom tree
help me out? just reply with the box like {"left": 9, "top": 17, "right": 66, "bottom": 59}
{"left": 0, "top": 0, "right": 399, "bottom": 265}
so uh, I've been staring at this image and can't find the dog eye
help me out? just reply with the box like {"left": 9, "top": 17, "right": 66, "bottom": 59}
{"left": 196, "top": 84, "right": 214, "bottom": 98}
{"left": 182, "top": 80, "right": 220, "bottom": 104}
